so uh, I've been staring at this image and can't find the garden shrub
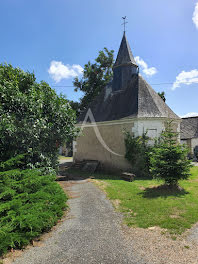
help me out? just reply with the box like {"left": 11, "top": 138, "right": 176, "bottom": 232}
{"left": 0, "top": 155, "right": 67, "bottom": 256}
{"left": 124, "top": 132, "right": 152, "bottom": 177}
{"left": 0, "top": 63, "right": 77, "bottom": 170}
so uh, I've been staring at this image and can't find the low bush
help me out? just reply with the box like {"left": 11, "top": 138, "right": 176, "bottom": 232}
{"left": 0, "top": 156, "right": 67, "bottom": 256}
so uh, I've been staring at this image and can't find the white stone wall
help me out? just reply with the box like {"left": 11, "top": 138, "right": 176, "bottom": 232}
{"left": 134, "top": 119, "right": 165, "bottom": 138}
{"left": 132, "top": 119, "right": 180, "bottom": 138}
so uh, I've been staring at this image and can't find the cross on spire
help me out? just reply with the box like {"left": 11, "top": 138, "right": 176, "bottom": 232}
{"left": 122, "top": 16, "right": 128, "bottom": 33}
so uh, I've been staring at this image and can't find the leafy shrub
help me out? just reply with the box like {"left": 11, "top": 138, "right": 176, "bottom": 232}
{"left": 0, "top": 156, "right": 67, "bottom": 256}
{"left": 0, "top": 63, "right": 77, "bottom": 170}
{"left": 124, "top": 132, "right": 152, "bottom": 177}
{"left": 149, "top": 121, "right": 192, "bottom": 186}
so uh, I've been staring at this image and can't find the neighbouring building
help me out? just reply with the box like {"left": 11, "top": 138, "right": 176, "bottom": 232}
{"left": 181, "top": 116, "right": 198, "bottom": 157}
{"left": 74, "top": 32, "right": 181, "bottom": 171}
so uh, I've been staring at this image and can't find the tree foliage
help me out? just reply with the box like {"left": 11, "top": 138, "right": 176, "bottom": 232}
{"left": 73, "top": 48, "right": 114, "bottom": 114}
{"left": 149, "top": 121, "right": 192, "bottom": 186}
{"left": 0, "top": 64, "right": 77, "bottom": 169}
{"left": 158, "top": 91, "right": 166, "bottom": 102}
{"left": 68, "top": 100, "right": 81, "bottom": 117}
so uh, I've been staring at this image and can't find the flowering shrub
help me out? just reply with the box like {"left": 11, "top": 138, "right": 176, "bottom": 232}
{"left": 0, "top": 63, "right": 77, "bottom": 170}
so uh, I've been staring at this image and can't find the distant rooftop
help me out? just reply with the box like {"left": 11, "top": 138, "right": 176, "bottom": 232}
{"left": 181, "top": 116, "right": 198, "bottom": 139}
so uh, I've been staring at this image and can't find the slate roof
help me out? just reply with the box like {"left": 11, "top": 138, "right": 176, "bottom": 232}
{"left": 181, "top": 117, "right": 198, "bottom": 139}
{"left": 113, "top": 32, "right": 138, "bottom": 68}
{"left": 78, "top": 33, "right": 179, "bottom": 123}
{"left": 78, "top": 74, "right": 179, "bottom": 122}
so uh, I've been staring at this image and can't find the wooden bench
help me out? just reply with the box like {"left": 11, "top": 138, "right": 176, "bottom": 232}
{"left": 121, "top": 172, "right": 135, "bottom": 182}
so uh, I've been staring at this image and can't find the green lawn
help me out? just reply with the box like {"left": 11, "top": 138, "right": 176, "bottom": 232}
{"left": 59, "top": 155, "right": 72, "bottom": 160}
{"left": 69, "top": 166, "right": 198, "bottom": 234}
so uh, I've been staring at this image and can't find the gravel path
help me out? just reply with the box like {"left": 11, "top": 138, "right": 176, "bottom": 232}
{"left": 12, "top": 180, "right": 145, "bottom": 264}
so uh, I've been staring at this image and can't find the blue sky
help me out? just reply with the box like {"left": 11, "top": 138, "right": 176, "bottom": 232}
{"left": 0, "top": 0, "right": 198, "bottom": 117}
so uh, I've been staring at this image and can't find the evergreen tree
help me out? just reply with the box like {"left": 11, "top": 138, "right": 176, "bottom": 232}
{"left": 149, "top": 121, "right": 192, "bottom": 186}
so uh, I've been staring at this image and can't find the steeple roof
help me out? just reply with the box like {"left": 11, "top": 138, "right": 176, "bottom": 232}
{"left": 113, "top": 32, "right": 138, "bottom": 68}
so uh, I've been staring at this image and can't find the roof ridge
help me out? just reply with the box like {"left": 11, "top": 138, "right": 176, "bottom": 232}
{"left": 182, "top": 116, "right": 198, "bottom": 119}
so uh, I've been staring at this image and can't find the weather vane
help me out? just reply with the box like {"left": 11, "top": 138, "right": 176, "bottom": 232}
{"left": 122, "top": 16, "right": 128, "bottom": 32}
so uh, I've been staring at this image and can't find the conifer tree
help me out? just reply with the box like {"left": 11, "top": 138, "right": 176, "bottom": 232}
{"left": 149, "top": 121, "right": 192, "bottom": 186}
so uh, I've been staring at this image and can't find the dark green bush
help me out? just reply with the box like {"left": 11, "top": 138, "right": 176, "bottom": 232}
{"left": 0, "top": 156, "right": 67, "bottom": 255}
{"left": 0, "top": 63, "right": 77, "bottom": 170}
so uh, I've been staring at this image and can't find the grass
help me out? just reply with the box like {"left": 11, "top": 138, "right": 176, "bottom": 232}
{"left": 68, "top": 166, "right": 198, "bottom": 235}
{"left": 58, "top": 156, "right": 72, "bottom": 160}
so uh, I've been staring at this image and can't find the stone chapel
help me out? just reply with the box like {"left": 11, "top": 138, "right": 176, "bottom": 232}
{"left": 74, "top": 32, "right": 181, "bottom": 171}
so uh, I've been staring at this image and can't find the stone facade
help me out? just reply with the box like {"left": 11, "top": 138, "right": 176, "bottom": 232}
{"left": 74, "top": 118, "right": 180, "bottom": 171}
{"left": 74, "top": 120, "right": 133, "bottom": 171}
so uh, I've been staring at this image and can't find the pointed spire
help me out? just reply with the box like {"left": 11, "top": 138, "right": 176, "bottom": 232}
{"left": 113, "top": 32, "right": 138, "bottom": 68}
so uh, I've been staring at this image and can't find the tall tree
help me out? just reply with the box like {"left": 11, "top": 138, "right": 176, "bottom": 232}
{"left": 73, "top": 48, "right": 114, "bottom": 114}
{"left": 0, "top": 63, "right": 77, "bottom": 169}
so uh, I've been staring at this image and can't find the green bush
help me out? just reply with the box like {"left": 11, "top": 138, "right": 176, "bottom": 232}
{"left": 124, "top": 132, "right": 152, "bottom": 177}
{"left": 0, "top": 156, "right": 67, "bottom": 256}
{"left": 0, "top": 63, "right": 77, "bottom": 170}
{"left": 149, "top": 121, "right": 192, "bottom": 186}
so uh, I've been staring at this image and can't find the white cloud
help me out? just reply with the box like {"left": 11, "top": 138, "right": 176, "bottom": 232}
{"left": 172, "top": 69, "right": 198, "bottom": 90}
{"left": 48, "top": 61, "right": 83, "bottom": 82}
{"left": 135, "top": 56, "right": 157, "bottom": 77}
{"left": 181, "top": 112, "right": 198, "bottom": 118}
{"left": 193, "top": 2, "right": 198, "bottom": 29}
